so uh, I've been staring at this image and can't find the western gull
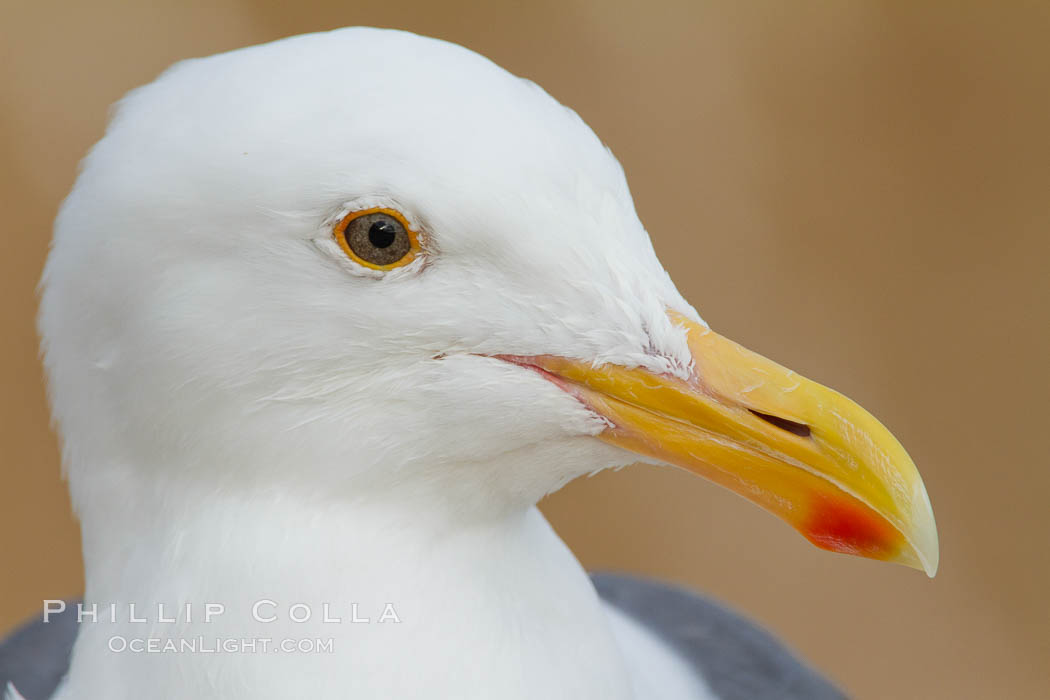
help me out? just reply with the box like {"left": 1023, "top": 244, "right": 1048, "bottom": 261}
{"left": 4, "top": 27, "right": 937, "bottom": 699}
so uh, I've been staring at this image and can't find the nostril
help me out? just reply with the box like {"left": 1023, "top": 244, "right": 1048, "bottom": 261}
{"left": 748, "top": 409, "right": 812, "bottom": 438}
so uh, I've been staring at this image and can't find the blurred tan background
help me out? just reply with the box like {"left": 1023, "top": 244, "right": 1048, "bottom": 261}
{"left": 2, "top": 1, "right": 1048, "bottom": 697}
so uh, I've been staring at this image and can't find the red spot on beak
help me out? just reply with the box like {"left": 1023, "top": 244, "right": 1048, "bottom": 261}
{"left": 804, "top": 494, "right": 901, "bottom": 560}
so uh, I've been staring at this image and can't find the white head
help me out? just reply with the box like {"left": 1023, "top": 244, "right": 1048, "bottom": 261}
{"left": 39, "top": 27, "right": 935, "bottom": 571}
{"left": 40, "top": 28, "right": 695, "bottom": 517}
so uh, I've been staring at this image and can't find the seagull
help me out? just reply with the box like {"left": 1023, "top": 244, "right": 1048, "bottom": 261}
{"left": 9, "top": 27, "right": 937, "bottom": 700}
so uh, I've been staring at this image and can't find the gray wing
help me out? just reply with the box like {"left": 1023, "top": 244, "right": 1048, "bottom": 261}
{"left": 592, "top": 573, "right": 847, "bottom": 700}
{"left": 0, "top": 604, "right": 77, "bottom": 700}
{"left": 2, "top": 582, "right": 847, "bottom": 700}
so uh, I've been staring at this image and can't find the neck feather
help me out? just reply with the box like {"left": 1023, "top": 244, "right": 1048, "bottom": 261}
{"left": 63, "top": 463, "right": 634, "bottom": 699}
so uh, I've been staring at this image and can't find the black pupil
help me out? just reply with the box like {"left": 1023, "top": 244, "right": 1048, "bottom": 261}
{"left": 368, "top": 220, "right": 398, "bottom": 249}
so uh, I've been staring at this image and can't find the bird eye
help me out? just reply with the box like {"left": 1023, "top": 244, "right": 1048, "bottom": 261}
{"left": 334, "top": 208, "right": 420, "bottom": 270}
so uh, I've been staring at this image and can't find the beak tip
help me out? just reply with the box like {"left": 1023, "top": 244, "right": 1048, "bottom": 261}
{"left": 912, "top": 544, "right": 938, "bottom": 578}
{"left": 903, "top": 523, "right": 938, "bottom": 577}
{"left": 911, "top": 481, "right": 940, "bottom": 578}
{"left": 915, "top": 518, "right": 940, "bottom": 579}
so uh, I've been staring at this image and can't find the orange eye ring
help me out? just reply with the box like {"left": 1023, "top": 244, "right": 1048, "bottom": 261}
{"left": 334, "top": 207, "right": 422, "bottom": 271}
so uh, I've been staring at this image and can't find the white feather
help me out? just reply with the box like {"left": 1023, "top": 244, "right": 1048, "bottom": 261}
{"left": 40, "top": 27, "right": 708, "bottom": 699}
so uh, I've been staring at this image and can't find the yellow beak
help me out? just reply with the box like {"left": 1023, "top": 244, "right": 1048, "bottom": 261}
{"left": 520, "top": 313, "right": 938, "bottom": 576}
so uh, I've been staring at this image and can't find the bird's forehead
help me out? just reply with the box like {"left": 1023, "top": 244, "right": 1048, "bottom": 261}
{"left": 107, "top": 29, "right": 630, "bottom": 233}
